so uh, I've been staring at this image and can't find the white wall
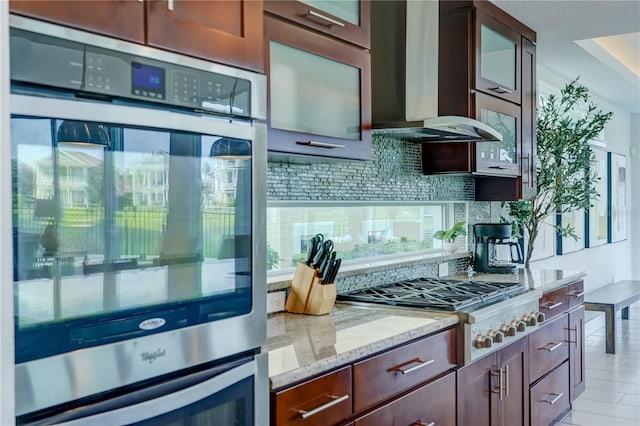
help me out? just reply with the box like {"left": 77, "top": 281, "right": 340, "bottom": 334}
{"left": 0, "top": 1, "right": 15, "bottom": 424}
{"left": 518, "top": 66, "right": 636, "bottom": 293}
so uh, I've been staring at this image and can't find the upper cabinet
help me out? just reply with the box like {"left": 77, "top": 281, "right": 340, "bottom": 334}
{"left": 264, "top": 8, "right": 371, "bottom": 161}
{"left": 264, "top": 0, "right": 370, "bottom": 48}
{"left": 475, "top": 11, "right": 521, "bottom": 104}
{"left": 8, "top": 0, "right": 145, "bottom": 43}
{"left": 9, "top": 0, "right": 264, "bottom": 73}
{"left": 428, "top": 0, "right": 537, "bottom": 201}
{"left": 146, "top": 0, "right": 263, "bottom": 73}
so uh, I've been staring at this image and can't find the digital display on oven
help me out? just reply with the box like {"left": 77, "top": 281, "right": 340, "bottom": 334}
{"left": 132, "top": 62, "right": 165, "bottom": 99}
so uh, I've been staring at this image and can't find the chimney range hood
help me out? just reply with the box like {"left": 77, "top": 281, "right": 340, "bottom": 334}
{"left": 371, "top": 1, "right": 502, "bottom": 143}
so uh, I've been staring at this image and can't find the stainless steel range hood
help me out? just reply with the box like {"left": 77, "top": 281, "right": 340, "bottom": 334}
{"left": 371, "top": 1, "right": 502, "bottom": 143}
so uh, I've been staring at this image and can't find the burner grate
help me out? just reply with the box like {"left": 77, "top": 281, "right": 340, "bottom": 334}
{"left": 338, "top": 277, "right": 525, "bottom": 311}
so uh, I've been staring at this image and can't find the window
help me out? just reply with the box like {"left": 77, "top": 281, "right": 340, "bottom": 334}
{"left": 267, "top": 202, "right": 467, "bottom": 271}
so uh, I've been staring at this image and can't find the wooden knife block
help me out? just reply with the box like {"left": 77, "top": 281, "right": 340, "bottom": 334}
{"left": 285, "top": 262, "right": 336, "bottom": 315}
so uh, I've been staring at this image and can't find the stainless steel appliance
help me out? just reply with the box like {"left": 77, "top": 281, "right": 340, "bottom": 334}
{"left": 473, "top": 223, "right": 524, "bottom": 273}
{"left": 9, "top": 15, "right": 267, "bottom": 423}
{"left": 338, "top": 276, "right": 545, "bottom": 364}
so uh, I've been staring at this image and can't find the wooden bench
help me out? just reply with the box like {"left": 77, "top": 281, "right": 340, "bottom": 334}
{"left": 584, "top": 280, "right": 640, "bottom": 354}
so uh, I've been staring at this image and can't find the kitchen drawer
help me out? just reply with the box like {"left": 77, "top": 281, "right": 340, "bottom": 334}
{"left": 567, "top": 281, "right": 585, "bottom": 310}
{"left": 352, "top": 327, "right": 456, "bottom": 413}
{"left": 273, "top": 366, "right": 352, "bottom": 426}
{"left": 539, "top": 287, "right": 568, "bottom": 321}
{"left": 530, "top": 361, "right": 570, "bottom": 426}
{"left": 529, "top": 315, "right": 569, "bottom": 384}
{"left": 354, "top": 371, "right": 456, "bottom": 426}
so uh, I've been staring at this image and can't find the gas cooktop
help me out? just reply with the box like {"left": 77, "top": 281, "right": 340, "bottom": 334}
{"left": 337, "top": 277, "right": 528, "bottom": 312}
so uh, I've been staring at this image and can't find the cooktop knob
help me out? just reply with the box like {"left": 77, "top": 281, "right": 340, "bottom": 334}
{"left": 535, "top": 311, "right": 546, "bottom": 323}
{"left": 475, "top": 335, "right": 492, "bottom": 349}
{"left": 500, "top": 324, "right": 517, "bottom": 336}
{"left": 511, "top": 320, "right": 526, "bottom": 332}
{"left": 523, "top": 314, "right": 537, "bottom": 326}
{"left": 488, "top": 330, "right": 503, "bottom": 343}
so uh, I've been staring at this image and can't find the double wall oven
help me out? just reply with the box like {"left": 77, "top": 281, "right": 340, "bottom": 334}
{"left": 9, "top": 16, "right": 267, "bottom": 424}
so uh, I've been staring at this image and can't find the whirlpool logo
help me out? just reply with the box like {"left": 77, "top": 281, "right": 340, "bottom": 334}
{"left": 141, "top": 348, "right": 166, "bottom": 364}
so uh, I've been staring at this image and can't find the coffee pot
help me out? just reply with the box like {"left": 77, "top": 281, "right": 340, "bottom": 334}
{"left": 473, "top": 223, "right": 523, "bottom": 274}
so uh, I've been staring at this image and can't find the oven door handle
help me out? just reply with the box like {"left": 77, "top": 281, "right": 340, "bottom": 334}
{"left": 54, "top": 357, "right": 262, "bottom": 425}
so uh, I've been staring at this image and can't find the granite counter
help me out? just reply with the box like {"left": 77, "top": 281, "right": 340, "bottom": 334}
{"left": 449, "top": 268, "right": 586, "bottom": 293}
{"left": 265, "top": 304, "right": 458, "bottom": 389}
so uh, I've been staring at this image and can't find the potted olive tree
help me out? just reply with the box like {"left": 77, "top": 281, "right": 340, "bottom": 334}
{"left": 434, "top": 221, "right": 467, "bottom": 254}
{"left": 502, "top": 78, "right": 613, "bottom": 267}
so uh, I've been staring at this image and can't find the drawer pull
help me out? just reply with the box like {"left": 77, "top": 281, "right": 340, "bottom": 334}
{"left": 389, "top": 358, "right": 435, "bottom": 375}
{"left": 489, "top": 86, "right": 514, "bottom": 94}
{"left": 305, "top": 10, "right": 346, "bottom": 27}
{"left": 296, "top": 140, "right": 346, "bottom": 149}
{"left": 167, "top": 0, "right": 174, "bottom": 11}
{"left": 411, "top": 422, "right": 435, "bottom": 426}
{"left": 542, "top": 392, "right": 564, "bottom": 405}
{"left": 542, "top": 301, "right": 563, "bottom": 310}
{"left": 296, "top": 394, "right": 349, "bottom": 419}
{"left": 538, "top": 342, "right": 563, "bottom": 352}
{"left": 570, "top": 291, "right": 585, "bottom": 298}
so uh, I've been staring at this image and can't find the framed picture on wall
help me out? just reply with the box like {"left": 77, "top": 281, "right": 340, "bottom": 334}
{"left": 557, "top": 209, "right": 585, "bottom": 255}
{"left": 586, "top": 147, "right": 608, "bottom": 247}
{"left": 608, "top": 152, "right": 627, "bottom": 242}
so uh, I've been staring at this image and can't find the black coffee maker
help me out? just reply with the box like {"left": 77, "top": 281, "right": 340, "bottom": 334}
{"left": 473, "top": 223, "right": 523, "bottom": 273}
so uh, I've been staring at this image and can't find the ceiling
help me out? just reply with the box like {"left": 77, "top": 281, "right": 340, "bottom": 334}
{"left": 490, "top": 0, "right": 640, "bottom": 114}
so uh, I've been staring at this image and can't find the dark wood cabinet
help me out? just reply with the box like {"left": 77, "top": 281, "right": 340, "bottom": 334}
{"left": 9, "top": 0, "right": 145, "bottom": 43}
{"left": 272, "top": 366, "right": 352, "bottom": 426}
{"left": 353, "top": 327, "right": 456, "bottom": 412}
{"left": 264, "top": 0, "right": 370, "bottom": 49}
{"left": 530, "top": 361, "right": 570, "bottom": 426}
{"left": 10, "top": 0, "right": 263, "bottom": 72}
{"left": 271, "top": 327, "right": 456, "bottom": 425}
{"left": 427, "top": 0, "right": 537, "bottom": 201}
{"left": 457, "top": 337, "right": 529, "bottom": 426}
{"left": 568, "top": 306, "right": 586, "bottom": 402}
{"left": 264, "top": 14, "right": 371, "bottom": 161}
{"left": 529, "top": 314, "right": 569, "bottom": 384}
{"left": 355, "top": 371, "right": 456, "bottom": 426}
{"left": 146, "top": 0, "right": 263, "bottom": 72}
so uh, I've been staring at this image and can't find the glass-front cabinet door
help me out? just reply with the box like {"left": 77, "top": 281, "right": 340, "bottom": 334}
{"left": 475, "top": 92, "right": 521, "bottom": 176}
{"left": 475, "top": 11, "right": 521, "bottom": 105}
{"left": 265, "top": 14, "right": 371, "bottom": 161}
{"left": 264, "top": 0, "right": 370, "bottom": 48}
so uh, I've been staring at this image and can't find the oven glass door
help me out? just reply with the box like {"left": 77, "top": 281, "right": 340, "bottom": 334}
{"left": 12, "top": 114, "right": 253, "bottom": 362}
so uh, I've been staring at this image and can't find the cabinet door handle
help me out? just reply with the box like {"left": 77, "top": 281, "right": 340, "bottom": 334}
{"left": 565, "top": 326, "right": 579, "bottom": 346}
{"left": 569, "top": 291, "right": 585, "bottom": 298}
{"left": 542, "top": 301, "right": 563, "bottom": 310}
{"left": 488, "top": 165, "right": 508, "bottom": 170}
{"left": 520, "top": 154, "right": 530, "bottom": 184}
{"left": 296, "top": 140, "right": 346, "bottom": 149}
{"left": 538, "top": 342, "right": 563, "bottom": 352}
{"left": 389, "top": 358, "right": 435, "bottom": 375}
{"left": 296, "top": 394, "right": 349, "bottom": 419}
{"left": 542, "top": 392, "right": 564, "bottom": 405}
{"left": 411, "top": 422, "right": 435, "bottom": 426}
{"left": 504, "top": 364, "right": 509, "bottom": 397}
{"left": 490, "top": 368, "right": 504, "bottom": 400}
{"left": 489, "top": 86, "right": 514, "bottom": 94}
{"left": 167, "top": 0, "right": 174, "bottom": 11}
{"left": 305, "top": 10, "right": 346, "bottom": 27}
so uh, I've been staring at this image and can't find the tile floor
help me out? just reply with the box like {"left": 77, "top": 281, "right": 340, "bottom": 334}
{"left": 558, "top": 304, "right": 640, "bottom": 426}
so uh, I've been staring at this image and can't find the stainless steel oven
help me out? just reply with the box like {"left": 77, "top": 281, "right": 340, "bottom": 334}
{"left": 9, "top": 16, "right": 267, "bottom": 421}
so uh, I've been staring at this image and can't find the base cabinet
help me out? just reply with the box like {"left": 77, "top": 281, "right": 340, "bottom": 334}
{"left": 457, "top": 337, "right": 529, "bottom": 426}
{"left": 354, "top": 372, "right": 456, "bottom": 426}
{"left": 530, "top": 361, "right": 570, "bottom": 426}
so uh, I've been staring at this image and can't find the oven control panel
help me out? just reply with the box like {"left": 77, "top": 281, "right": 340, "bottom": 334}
{"left": 10, "top": 27, "right": 253, "bottom": 118}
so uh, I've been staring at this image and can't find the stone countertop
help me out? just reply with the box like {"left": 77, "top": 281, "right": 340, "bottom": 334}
{"left": 265, "top": 304, "right": 458, "bottom": 390}
{"left": 449, "top": 268, "right": 586, "bottom": 293}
